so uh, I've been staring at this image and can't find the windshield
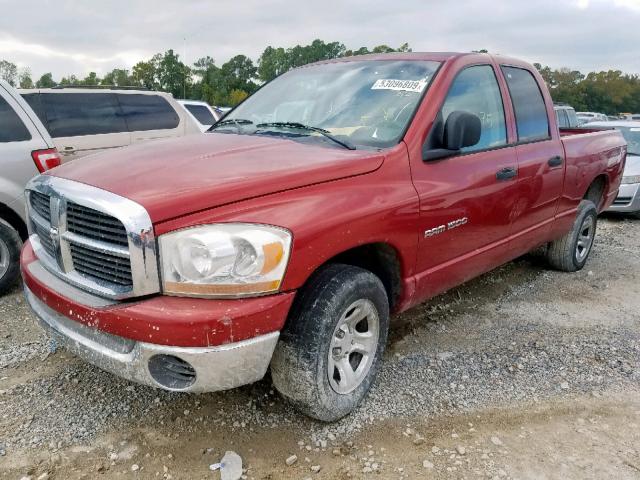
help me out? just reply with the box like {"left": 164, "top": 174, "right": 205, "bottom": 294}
{"left": 218, "top": 60, "right": 441, "bottom": 149}
{"left": 619, "top": 126, "right": 640, "bottom": 155}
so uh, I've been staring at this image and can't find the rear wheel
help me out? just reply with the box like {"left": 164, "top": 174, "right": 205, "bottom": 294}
{"left": 270, "top": 264, "right": 389, "bottom": 422}
{"left": 546, "top": 200, "right": 597, "bottom": 272}
{"left": 0, "top": 218, "right": 22, "bottom": 295}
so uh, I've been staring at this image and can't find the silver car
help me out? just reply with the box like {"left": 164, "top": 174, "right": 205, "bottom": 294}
{"left": 0, "top": 79, "right": 60, "bottom": 293}
{"left": 589, "top": 121, "right": 640, "bottom": 218}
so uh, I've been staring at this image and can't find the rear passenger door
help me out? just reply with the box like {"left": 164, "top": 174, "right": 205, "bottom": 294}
{"left": 117, "top": 94, "right": 183, "bottom": 145}
{"left": 500, "top": 66, "right": 565, "bottom": 249}
{"left": 37, "top": 92, "right": 131, "bottom": 161}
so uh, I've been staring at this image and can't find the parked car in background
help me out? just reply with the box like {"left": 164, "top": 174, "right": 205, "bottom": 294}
{"left": 577, "top": 111, "right": 609, "bottom": 125}
{"left": 588, "top": 121, "right": 640, "bottom": 218}
{"left": 178, "top": 100, "right": 221, "bottom": 132}
{"left": 20, "top": 87, "right": 200, "bottom": 162}
{"left": 554, "top": 104, "right": 580, "bottom": 128}
{"left": 0, "top": 80, "right": 61, "bottom": 294}
{"left": 21, "top": 52, "right": 626, "bottom": 421}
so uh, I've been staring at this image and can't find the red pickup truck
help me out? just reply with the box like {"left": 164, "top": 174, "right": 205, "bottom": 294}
{"left": 21, "top": 52, "right": 626, "bottom": 421}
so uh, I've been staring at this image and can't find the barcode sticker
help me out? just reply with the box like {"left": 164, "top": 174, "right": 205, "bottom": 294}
{"left": 371, "top": 78, "right": 428, "bottom": 93}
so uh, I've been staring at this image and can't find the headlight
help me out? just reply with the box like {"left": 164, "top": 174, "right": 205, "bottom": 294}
{"left": 621, "top": 175, "right": 640, "bottom": 185}
{"left": 159, "top": 224, "right": 292, "bottom": 298}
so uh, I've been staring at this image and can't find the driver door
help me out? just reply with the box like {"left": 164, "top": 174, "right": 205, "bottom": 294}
{"left": 409, "top": 64, "right": 520, "bottom": 301}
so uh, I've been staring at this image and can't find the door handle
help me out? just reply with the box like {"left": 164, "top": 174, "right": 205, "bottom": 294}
{"left": 496, "top": 167, "right": 518, "bottom": 181}
{"left": 548, "top": 156, "right": 563, "bottom": 167}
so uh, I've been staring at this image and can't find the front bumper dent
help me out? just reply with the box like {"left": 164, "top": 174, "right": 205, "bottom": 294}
{"left": 25, "top": 286, "right": 279, "bottom": 392}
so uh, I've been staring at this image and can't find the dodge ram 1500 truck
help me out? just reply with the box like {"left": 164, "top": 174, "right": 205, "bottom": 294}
{"left": 21, "top": 52, "right": 626, "bottom": 421}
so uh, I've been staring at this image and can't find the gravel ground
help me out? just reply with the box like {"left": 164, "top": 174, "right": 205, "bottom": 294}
{"left": 0, "top": 215, "right": 639, "bottom": 479}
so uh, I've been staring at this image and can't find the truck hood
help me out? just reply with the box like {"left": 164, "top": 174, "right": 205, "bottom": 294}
{"left": 49, "top": 133, "right": 384, "bottom": 223}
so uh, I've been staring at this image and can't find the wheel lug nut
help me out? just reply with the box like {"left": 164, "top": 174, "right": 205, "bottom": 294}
{"left": 336, "top": 330, "right": 345, "bottom": 339}
{"left": 332, "top": 347, "right": 342, "bottom": 356}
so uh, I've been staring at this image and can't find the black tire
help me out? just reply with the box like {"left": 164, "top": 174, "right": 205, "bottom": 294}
{"left": 0, "top": 218, "right": 22, "bottom": 295}
{"left": 271, "top": 264, "right": 389, "bottom": 422}
{"left": 546, "top": 200, "right": 598, "bottom": 272}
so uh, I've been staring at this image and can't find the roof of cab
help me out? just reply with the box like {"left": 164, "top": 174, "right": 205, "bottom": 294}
{"left": 305, "top": 51, "right": 535, "bottom": 70}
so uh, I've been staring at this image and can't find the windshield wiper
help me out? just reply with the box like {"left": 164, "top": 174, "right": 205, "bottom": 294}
{"left": 209, "top": 118, "right": 253, "bottom": 131}
{"left": 255, "top": 122, "right": 356, "bottom": 150}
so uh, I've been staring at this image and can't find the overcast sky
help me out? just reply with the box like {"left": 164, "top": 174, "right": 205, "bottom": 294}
{"left": 1, "top": 0, "right": 639, "bottom": 80}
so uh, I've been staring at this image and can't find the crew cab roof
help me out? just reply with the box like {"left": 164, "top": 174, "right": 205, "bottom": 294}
{"left": 305, "top": 52, "right": 535, "bottom": 70}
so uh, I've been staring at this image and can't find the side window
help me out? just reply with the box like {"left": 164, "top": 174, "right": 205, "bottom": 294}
{"left": 21, "top": 93, "right": 49, "bottom": 130}
{"left": 502, "top": 66, "right": 550, "bottom": 142}
{"left": 41, "top": 93, "right": 126, "bottom": 138}
{"left": 566, "top": 109, "right": 579, "bottom": 128}
{"left": 184, "top": 104, "right": 215, "bottom": 125}
{"left": 0, "top": 94, "right": 32, "bottom": 143}
{"left": 118, "top": 94, "right": 180, "bottom": 132}
{"left": 440, "top": 65, "right": 507, "bottom": 152}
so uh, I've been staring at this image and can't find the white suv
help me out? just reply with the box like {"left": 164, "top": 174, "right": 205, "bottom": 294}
{"left": 20, "top": 87, "right": 201, "bottom": 161}
{"left": 178, "top": 99, "right": 221, "bottom": 132}
{"left": 0, "top": 80, "right": 61, "bottom": 294}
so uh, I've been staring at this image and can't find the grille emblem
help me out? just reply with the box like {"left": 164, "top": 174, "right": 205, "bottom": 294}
{"left": 49, "top": 226, "right": 60, "bottom": 243}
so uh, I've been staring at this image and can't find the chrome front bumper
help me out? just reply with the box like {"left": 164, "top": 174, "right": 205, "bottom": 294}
{"left": 607, "top": 183, "right": 640, "bottom": 213}
{"left": 25, "top": 286, "right": 279, "bottom": 393}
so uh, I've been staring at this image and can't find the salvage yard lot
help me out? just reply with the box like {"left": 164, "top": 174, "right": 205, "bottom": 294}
{"left": 1, "top": 216, "right": 639, "bottom": 479}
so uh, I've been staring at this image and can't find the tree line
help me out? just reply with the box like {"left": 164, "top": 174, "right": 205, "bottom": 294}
{"left": 1, "top": 40, "right": 638, "bottom": 113}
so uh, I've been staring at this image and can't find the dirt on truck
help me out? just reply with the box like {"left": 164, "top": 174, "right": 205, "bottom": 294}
{"left": 20, "top": 52, "right": 626, "bottom": 423}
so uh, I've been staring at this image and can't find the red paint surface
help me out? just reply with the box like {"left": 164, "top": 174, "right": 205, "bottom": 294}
{"left": 21, "top": 243, "right": 294, "bottom": 347}
{"left": 26, "top": 52, "right": 626, "bottom": 347}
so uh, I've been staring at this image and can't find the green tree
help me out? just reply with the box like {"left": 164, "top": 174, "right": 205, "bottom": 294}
{"left": 157, "top": 49, "right": 190, "bottom": 98}
{"left": 18, "top": 68, "right": 34, "bottom": 88}
{"left": 36, "top": 72, "right": 56, "bottom": 88}
{"left": 0, "top": 60, "right": 18, "bottom": 86}
{"left": 59, "top": 74, "right": 80, "bottom": 86}
{"left": 132, "top": 56, "right": 160, "bottom": 90}
{"left": 101, "top": 68, "right": 133, "bottom": 86}
{"left": 82, "top": 71, "right": 100, "bottom": 86}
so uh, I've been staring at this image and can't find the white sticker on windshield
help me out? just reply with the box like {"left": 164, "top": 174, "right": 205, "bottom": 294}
{"left": 631, "top": 128, "right": 640, "bottom": 132}
{"left": 371, "top": 78, "right": 428, "bottom": 93}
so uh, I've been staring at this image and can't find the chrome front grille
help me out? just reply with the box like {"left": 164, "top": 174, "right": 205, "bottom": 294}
{"left": 26, "top": 176, "right": 159, "bottom": 300}
{"left": 30, "top": 191, "right": 51, "bottom": 222}
{"left": 67, "top": 202, "right": 129, "bottom": 247}
{"left": 70, "top": 242, "right": 133, "bottom": 286}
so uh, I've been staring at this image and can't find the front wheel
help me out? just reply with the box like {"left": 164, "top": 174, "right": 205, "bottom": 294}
{"left": 546, "top": 200, "right": 598, "bottom": 272}
{"left": 270, "top": 264, "right": 389, "bottom": 422}
{"left": 0, "top": 219, "right": 22, "bottom": 295}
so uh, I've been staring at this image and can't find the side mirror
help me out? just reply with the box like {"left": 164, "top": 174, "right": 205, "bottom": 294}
{"left": 423, "top": 111, "right": 482, "bottom": 161}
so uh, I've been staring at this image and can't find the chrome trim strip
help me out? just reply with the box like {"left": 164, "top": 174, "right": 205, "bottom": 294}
{"left": 26, "top": 286, "right": 278, "bottom": 393}
{"left": 25, "top": 175, "right": 160, "bottom": 299}
{"left": 63, "top": 231, "right": 130, "bottom": 258}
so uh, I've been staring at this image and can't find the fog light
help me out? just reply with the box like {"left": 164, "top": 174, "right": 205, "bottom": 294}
{"left": 148, "top": 354, "right": 196, "bottom": 390}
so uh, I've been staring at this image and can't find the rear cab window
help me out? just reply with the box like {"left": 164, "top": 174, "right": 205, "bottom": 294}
{"left": 0, "top": 94, "right": 32, "bottom": 143}
{"left": 501, "top": 66, "right": 550, "bottom": 142}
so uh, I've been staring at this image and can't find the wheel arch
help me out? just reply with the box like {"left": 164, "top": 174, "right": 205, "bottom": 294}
{"left": 583, "top": 174, "right": 608, "bottom": 211}
{"left": 0, "top": 202, "right": 28, "bottom": 241}
{"left": 294, "top": 242, "right": 404, "bottom": 313}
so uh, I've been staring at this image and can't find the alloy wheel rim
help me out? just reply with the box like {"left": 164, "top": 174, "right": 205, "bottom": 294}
{"left": 327, "top": 298, "right": 380, "bottom": 395}
{"left": 0, "top": 239, "right": 9, "bottom": 279}
{"left": 576, "top": 215, "right": 595, "bottom": 263}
